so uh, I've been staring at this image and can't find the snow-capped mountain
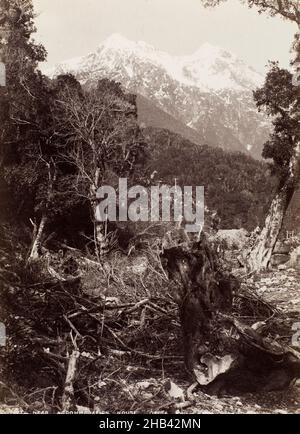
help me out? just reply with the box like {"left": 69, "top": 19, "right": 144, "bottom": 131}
{"left": 44, "top": 34, "right": 271, "bottom": 158}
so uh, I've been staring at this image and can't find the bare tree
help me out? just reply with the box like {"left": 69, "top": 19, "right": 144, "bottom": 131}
{"left": 55, "top": 78, "right": 145, "bottom": 258}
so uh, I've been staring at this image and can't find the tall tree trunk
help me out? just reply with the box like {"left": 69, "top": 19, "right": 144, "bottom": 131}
{"left": 28, "top": 214, "right": 47, "bottom": 262}
{"left": 247, "top": 141, "right": 300, "bottom": 272}
{"left": 27, "top": 160, "right": 56, "bottom": 263}
{"left": 90, "top": 168, "right": 108, "bottom": 258}
{"left": 246, "top": 185, "right": 294, "bottom": 271}
{"left": 94, "top": 220, "right": 109, "bottom": 258}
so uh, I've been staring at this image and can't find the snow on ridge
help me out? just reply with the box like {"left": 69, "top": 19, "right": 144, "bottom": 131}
{"left": 41, "top": 33, "right": 264, "bottom": 91}
{"left": 40, "top": 56, "right": 84, "bottom": 77}
{"left": 99, "top": 33, "right": 155, "bottom": 53}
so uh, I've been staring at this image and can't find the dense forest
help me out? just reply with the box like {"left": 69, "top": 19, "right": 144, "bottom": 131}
{"left": 144, "top": 127, "right": 276, "bottom": 230}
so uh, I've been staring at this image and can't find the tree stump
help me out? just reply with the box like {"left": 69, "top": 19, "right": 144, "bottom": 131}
{"left": 161, "top": 233, "right": 300, "bottom": 393}
{"left": 161, "top": 234, "right": 238, "bottom": 373}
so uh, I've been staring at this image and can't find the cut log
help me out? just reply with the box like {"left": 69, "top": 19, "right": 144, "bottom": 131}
{"left": 270, "top": 253, "right": 290, "bottom": 267}
{"left": 273, "top": 241, "right": 290, "bottom": 255}
{"left": 284, "top": 246, "right": 300, "bottom": 270}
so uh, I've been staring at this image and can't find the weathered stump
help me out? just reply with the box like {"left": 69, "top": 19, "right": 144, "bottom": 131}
{"left": 161, "top": 235, "right": 238, "bottom": 373}
{"left": 161, "top": 234, "right": 300, "bottom": 393}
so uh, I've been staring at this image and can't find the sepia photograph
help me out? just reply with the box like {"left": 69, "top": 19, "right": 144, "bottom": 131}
{"left": 0, "top": 0, "right": 300, "bottom": 418}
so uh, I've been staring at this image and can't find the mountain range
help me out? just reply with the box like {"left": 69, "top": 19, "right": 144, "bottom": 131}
{"left": 44, "top": 33, "right": 271, "bottom": 158}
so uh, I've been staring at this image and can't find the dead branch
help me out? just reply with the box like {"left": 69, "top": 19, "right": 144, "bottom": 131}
{"left": 61, "top": 350, "right": 80, "bottom": 412}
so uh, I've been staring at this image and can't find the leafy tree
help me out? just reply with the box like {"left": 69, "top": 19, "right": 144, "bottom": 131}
{"left": 201, "top": 0, "right": 300, "bottom": 271}
{"left": 0, "top": 1, "right": 73, "bottom": 261}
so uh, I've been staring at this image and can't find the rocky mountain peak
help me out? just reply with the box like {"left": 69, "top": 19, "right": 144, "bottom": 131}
{"left": 42, "top": 34, "right": 270, "bottom": 158}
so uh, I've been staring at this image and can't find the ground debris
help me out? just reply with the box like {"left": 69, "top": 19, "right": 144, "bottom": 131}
{"left": 1, "top": 228, "right": 300, "bottom": 413}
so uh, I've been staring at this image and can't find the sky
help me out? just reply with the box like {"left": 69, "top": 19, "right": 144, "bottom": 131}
{"left": 32, "top": 0, "right": 297, "bottom": 74}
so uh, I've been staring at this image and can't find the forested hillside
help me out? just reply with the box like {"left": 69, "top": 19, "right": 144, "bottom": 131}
{"left": 144, "top": 127, "right": 277, "bottom": 230}
{"left": 136, "top": 94, "right": 204, "bottom": 146}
